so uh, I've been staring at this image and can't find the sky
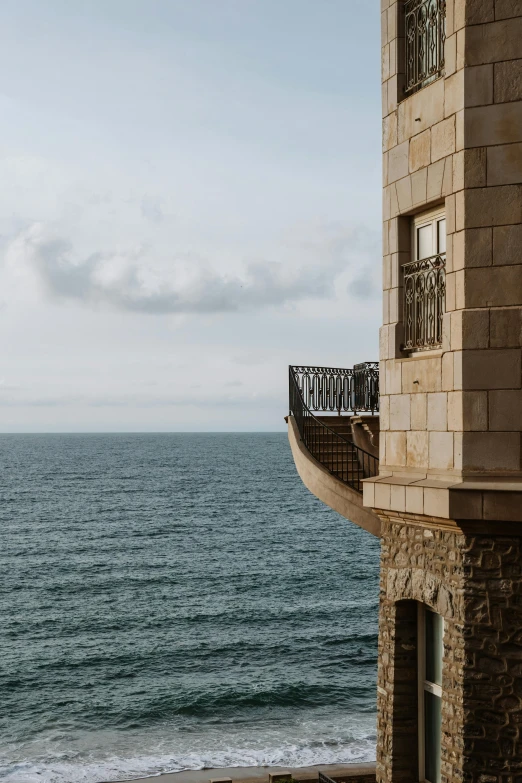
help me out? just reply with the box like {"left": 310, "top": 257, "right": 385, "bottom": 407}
{"left": 0, "top": 0, "right": 382, "bottom": 432}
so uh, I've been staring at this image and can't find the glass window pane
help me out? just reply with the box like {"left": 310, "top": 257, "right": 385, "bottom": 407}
{"left": 437, "top": 219, "right": 446, "bottom": 254}
{"left": 425, "top": 692, "right": 442, "bottom": 783}
{"left": 425, "top": 609, "right": 443, "bottom": 686}
{"left": 417, "top": 225, "right": 433, "bottom": 260}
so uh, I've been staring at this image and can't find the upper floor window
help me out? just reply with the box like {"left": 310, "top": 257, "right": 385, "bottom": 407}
{"left": 403, "top": 208, "right": 446, "bottom": 352}
{"left": 404, "top": 0, "right": 446, "bottom": 96}
{"left": 418, "top": 604, "right": 443, "bottom": 783}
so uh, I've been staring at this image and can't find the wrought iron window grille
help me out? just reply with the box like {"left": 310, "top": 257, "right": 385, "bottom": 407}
{"left": 403, "top": 253, "right": 446, "bottom": 351}
{"left": 404, "top": 0, "right": 446, "bottom": 96}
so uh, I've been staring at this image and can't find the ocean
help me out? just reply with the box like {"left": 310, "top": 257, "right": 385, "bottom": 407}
{"left": 0, "top": 433, "right": 380, "bottom": 783}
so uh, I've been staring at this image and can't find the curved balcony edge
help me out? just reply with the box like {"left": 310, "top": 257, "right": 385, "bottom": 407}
{"left": 287, "top": 414, "right": 381, "bottom": 538}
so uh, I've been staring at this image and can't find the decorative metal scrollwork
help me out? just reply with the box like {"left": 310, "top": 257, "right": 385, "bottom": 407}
{"left": 405, "top": 0, "right": 446, "bottom": 95}
{"left": 403, "top": 254, "right": 446, "bottom": 350}
{"left": 291, "top": 364, "right": 379, "bottom": 415}
{"left": 288, "top": 366, "right": 379, "bottom": 492}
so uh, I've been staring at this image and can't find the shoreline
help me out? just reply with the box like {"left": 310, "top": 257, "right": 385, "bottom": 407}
{"left": 110, "top": 762, "right": 376, "bottom": 783}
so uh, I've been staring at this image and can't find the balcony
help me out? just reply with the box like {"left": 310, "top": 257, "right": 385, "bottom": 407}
{"left": 404, "top": 0, "right": 446, "bottom": 97}
{"left": 287, "top": 364, "right": 381, "bottom": 537}
{"left": 403, "top": 253, "right": 446, "bottom": 351}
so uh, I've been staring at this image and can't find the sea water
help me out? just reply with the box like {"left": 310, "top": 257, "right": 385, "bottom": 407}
{"left": 0, "top": 433, "right": 380, "bottom": 783}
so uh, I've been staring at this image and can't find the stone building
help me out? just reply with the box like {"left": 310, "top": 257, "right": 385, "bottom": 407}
{"left": 287, "top": 2, "right": 522, "bottom": 782}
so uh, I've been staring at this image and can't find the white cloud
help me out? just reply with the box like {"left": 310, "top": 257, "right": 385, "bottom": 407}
{"left": 4, "top": 221, "right": 379, "bottom": 315}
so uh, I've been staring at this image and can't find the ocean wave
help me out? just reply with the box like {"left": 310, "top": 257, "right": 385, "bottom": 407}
{"left": 0, "top": 727, "right": 376, "bottom": 783}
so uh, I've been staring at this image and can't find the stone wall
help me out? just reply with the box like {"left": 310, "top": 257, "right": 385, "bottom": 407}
{"left": 379, "top": 0, "right": 522, "bottom": 481}
{"left": 377, "top": 515, "right": 522, "bottom": 783}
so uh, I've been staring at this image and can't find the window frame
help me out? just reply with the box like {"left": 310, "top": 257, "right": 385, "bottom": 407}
{"left": 417, "top": 603, "right": 443, "bottom": 783}
{"left": 412, "top": 206, "right": 446, "bottom": 263}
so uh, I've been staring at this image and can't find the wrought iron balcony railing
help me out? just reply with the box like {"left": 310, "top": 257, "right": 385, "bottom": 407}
{"left": 403, "top": 253, "right": 446, "bottom": 351}
{"left": 289, "top": 365, "right": 379, "bottom": 494}
{"left": 291, "top": 364, "right": 379, "bottom": 416}
{"left": 405, "top": 0, "right": 446, "bottom": 96}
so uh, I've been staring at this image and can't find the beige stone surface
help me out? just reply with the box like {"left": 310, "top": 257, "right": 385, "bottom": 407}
{"left": 487, "top": 142, "right": 522, "bottom": 186}
{"left": 388, "top": 140, "right": 409, "bottom": 183}
{"left": 426, "top": 159, "right": 446, "bottom": 201}
{"left": 401, "top": 356, "right": 442, "bottom": 394}
{"left": 386, "top": 431, "right": 407, "bottom": 466}
{"left": 383, "top": 113, "right": 397, "bottom": 153}
{"left": 461, "top": 348, "right": 522, "bottom": 389}
{"left": 411, "top": 168, "right": 427, "bottom": 205}
{"left": 375, "top": 481, "right": 391, "bottom": 511}
{"left": 466, "top": 17, "right": 522, "bottom": 66}
{"left": 423, "top": 486, "right": 450, "bottom": 518}
{"left": 379, "top": 394, "right": 390, "bottom": 431}
{"left": 445, "top": 69, "right": 464, "bottom": 117}
{"left": 465, "top": 0, "right": 495, "bottom": 24}
{"left": 464, "top": 64, "right": 493, "bottom": 107}
{"left": 431, "top": 117, "right": 456, "bottom": 162}
{"left": 466, "top": 102, "right": 522, "bottom": 148}
{"left": 464, "top": 265, "right": 522, "bottom": 307}
{"left": 406, "top": 430, "right": 429, "bottom": 468}
{"left": 397, "top": 78, "right": 445, "bottom": 142}
{"left": 493, "top": 224, "right": 522, "bottom": 265}
{"left": 410, "top": 393, "right": 427, "bottom": 430}
{"left": 494, "top": 0, "right": 522, "bottom": 21}
{"left": 409, "top": 130, "right": 431, "bottom": 173}
{"left": 429, "top": 431, "right": 454, "bottom": 470}
{"left": 448, "top": 390, "right": 489, "bottom": 431}
{"left": 395, "top": 175, "right": 412, "bottom": 212}
{"left": 450, "top": 309, "right": 490, "bottom": 350}
{"left": 494, "top": 58, "right": 522, "bottom": 103}
{"left": 489, "top": 307, "right": 522, "bottom": 347}
{"left": 427, "top": 392, "right": 448, "bottom": 431}
{"left": 460, "top": 431, "right": 521, "bottom": 471}
{"left": 442, "top": 351, "right": 455, "bottom": 391}
{"left": 489, "top": 389, "right": 522, "bottom": 430}
{"left": 389, "top": 394, "right": 410, "bottom": 430}
{"left": 405, "top": 484, "right": 424, "bottom": 514}
{"left": 386, "top": 360, "right": 402, "bottom": 394}
{"left": 462, "top": 185, "right": 522, "bottom": 228}
{"left": 390, "top": 483, "right": 405, "bottom": 512}
{"left": 453, "top": 227, "right": 492, "bottom": 270}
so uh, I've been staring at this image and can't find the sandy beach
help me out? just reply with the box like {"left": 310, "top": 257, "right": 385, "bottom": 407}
{"left": 113, "top": 762, "right": 376, "bottom": 783}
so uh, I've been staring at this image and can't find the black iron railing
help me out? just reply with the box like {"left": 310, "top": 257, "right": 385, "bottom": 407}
{"left": 289, "top": 366, "right": 379, "bottom": 494}
{"left": 403, "top": 254, "right": 446, "bottom": 350}
{"left": 405, "top": 0, "right": 446, "bottom": 96}
{"left": 291, "top": 364, "right": 379, "bottom": 416}
{"left": 353, "top": 362, "right": 380, "bottom": 414}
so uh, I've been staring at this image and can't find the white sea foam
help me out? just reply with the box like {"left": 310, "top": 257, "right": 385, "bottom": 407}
{"left": 0, "top": 719, "right": 376, "bottom": 783}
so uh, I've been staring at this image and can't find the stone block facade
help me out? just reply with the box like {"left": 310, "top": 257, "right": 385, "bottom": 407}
{"left": 371, "top": 4, "right": 522, "bottom": 783}
{"left": 380, "top": 0, "right": 522, "bottom": 484}
{"left": 377, "top": 515, "right": 522, "bottom": 783}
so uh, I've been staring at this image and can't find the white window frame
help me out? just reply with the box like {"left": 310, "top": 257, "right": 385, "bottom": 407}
{"left": 412, "top": 206, "right": 446, "bottom": 262}
{"left": 417, "top": 603, "right": 443, "bottom": 783}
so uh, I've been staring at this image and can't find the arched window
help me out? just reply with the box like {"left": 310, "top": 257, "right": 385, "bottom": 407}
{"left": 418, "top": 604, "right": 443, "bottom": 783}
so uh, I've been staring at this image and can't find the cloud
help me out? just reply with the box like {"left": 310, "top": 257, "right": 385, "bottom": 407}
{"left": 4, "top": 221, "right": 380, "bottom": 315}
{"left": 140, "top": 196, "right": 164, "bottom": 223}
{"left": 348, "top": 266, "right": 380, "bottom": 300}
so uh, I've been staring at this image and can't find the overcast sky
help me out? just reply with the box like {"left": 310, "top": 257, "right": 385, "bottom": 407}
{"left": 1, "top": 0, "right": 382, "bottom": 432}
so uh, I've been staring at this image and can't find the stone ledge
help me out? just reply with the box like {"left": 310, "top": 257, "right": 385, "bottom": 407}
{"left": 363, "top": 475, "right": 522, "bottom": 524}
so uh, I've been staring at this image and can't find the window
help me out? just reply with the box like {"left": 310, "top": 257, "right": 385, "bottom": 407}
{"left": 403, "top": 208, "right": 446, "bottom": 352}
{"left": 418, "top": 604, "right": 443, "bottom": 783}
{"left": 404, "top": 0, "right": 446, "bottom": 97}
